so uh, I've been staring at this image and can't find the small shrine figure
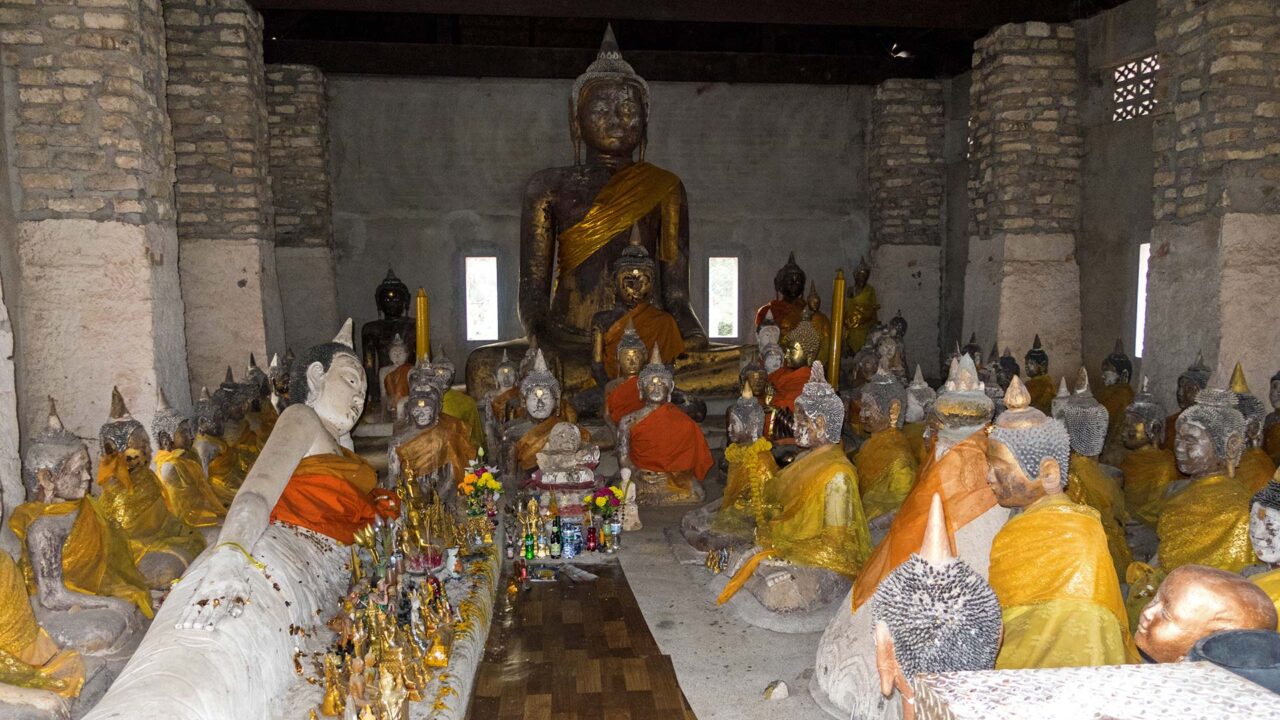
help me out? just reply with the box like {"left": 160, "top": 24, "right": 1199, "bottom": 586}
{"left": 1248, "top": 480, "right": 1280, "bottom": 616}
{"left": 765, "top": 312, "right": 820, "bottom": 440}
{"left": 502, "top": 350, "right": 587, "bottom": 479}
{"left": 855, "top": 368, "right": 917, "bottom": 525}
{"left": 152, "top": 388, "right": 226, "bottom": 531}
{"left": 481, "top": 350, "right": 518, "bottom": 449}
{"left": 903, "top": 365, "right": 935, "bottom": 463}
{"left": 1166, "top": 352, "right": 1211, "bottom": 449}
{"left": 842, "top": 257, "right": 878, "bottom": 355}
{"left": 1119, "top": 377, "right": 1179, "bottom": 529}
{"left": 1135, "top": 564, "right": 1277, "bottom": 663}
{"left": 1265, "top": 369, "right": 1280, "bottom": 465}
{"left": 725, "top": 357, "right": 769, "bottom": 440}
{"left": 388, "top": 385, "right": 477, "bottom": 494}
{"left": 192, "top": 386, "right": 247, "bottom": 507}
{"left": 1231, "top": 362, "right": 1276, "bottom": 494}
{"left": 591, "top": 239, "right": 685, "bottom": 385}
{"left": 360, "top": 269, "right": 416, "bottom": 404}
{"left": 993, "top": 348, "right": 1020, "bottom": 392}
{"left": 1097, "top": 339, "right": 1134, "bottom": 465}
{"left": 602, "top": 320, "right": 647, "bottom": 429}
{"left": 534, "top": 422, "right": 601, "bottom": 514}
{"left": 379, "top": 333, "right": 412, "bottom": 419}
{"left": 423, "top": 353, "right": 486, "bottom": 453}
{"left": 753, "top": 254, "right": 830, "bottom": 364}
{"left": 1022, "top": 334, "right": 1055, "bottom": 415}
{"left": 267, "top": 352, "right": 291, "bottom": 413}
{"left": 618, "top": 347, "right": 713, "bottom": 505}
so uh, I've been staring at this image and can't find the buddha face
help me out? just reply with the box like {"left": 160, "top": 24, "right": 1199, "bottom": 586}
{"left": 642, "top": 374, "right": 673, "bottom": 404}
{"left": 1174, "top": 421, "right": 1221, "bottom": 477}
{"left": 742, "top": 369, "right": 767, "bottom": 399}
{"left": 728, "top": 411, "right": 752, "bottom": 445}
{"left": 1250, "top": 503, "right": 1280, "bottom": 565}
{"left": 577, "top": 80, "right": 645, "bottom": 156}
{"left": 776, "top": 268, "right": 805, "bottom": 302}
{"left": 794, "top": 408, "right": 828, "bottom": 449}
{"left": 525, "top": 385, "right": 555, "bottom": 420}
{"left": 35, "top": 447, "right": 92, "bottom": 504}
{"left": 1024, "top": 357, "right": 1047, "bottom": 378}
{"left": 618, "top": 348, "right": 646, "bottom": 377}
{"left": 378, "top": 285, "right": 408, "bottom": 319}
{"left": 1136, "top": 566, "right": 1278, "bottom": 663}
{"left": 495, "top": 366, "right": 516, "bottom": 390}
{"left": 614, "top": 267, "right": 654, "bottom": 307}
{"left": 1122, "top": 413, "right": 1156, "bottom": 450}
{"left": 853, "top": 266, "right": 870, "bottom": 291}
{"left": 783, "top": 340, "right": 811, "bottom": 369}
{"left": 121, "top": 427, "right": 151, "bottom": 471}
{"left": 408, "top": 395, "right": 439, "bottom": 429}
{"left": 389, "top": 343, "right": 408, "bottom": 368}
{"left": 306, "top": 352, "right": 366, "bottom": 435}
{"left": 860, "top": 395, "right": 893, "bottom": 434}
{"left": 985, "top": 439, "right": 1059, "bottom": 509}
{"left": 1176, "top": 376, "right": 1202, "bottom": 411}
{"left": 762, "top": 346, "right": 783, "bottom": 375}
{"left": 160, "top": 419, "right": 194, "bottom": 452}
{"left": 1101, "top": 367, "right": 1120, "bottom": 386}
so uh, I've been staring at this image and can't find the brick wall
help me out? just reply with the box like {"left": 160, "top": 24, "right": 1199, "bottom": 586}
{"left": 869, "top": 79, "right": 946, "bottom": 247}
{"left": 266, "top": 64, "right": 332, "bottom": 248}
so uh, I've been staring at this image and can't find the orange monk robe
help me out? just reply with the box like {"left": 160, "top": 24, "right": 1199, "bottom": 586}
{"left": 382, "top": 362, "right": 411, "bottom": 407}
{"left": 602, "top": 303, "right": 685, "bottom": 379}
{"left": 1025, "top": 374, "right": 1057, "bottom": 416}
{"left": 606, "top": 376, "right": 643, "bottom": 425}
{"left": 515, "top": 416, "right": 591, "bottom": 473}
{"left": 1237, "top": 447, "right": 1277, "bottom": 494}
{"left": 768, "top": 366, "right": 811, "bottom": 414}
{"left": 851, "top": 431, "right": 994, "bottom": 610}
{"left": 755, "top": 299, "right": 805, "bottom": 336}
{"left": 1067, "top": 454, "right": 1132, "bottom": 583}
{"left": 628, "top": 403, "right": 714, "bottom": 481}
{"left": 855, "top": 428, "right": 919, "bottom": 521}
{"left": 1266, "top": 419, "right": 1280, "bottom": 466}
{"left": 490, "top": 386, "right": 520, "bottom": 424}
{"left": 0, "top": 552, "right": 85, "bottom": 698}
{"left": 394, "top": 421, "right": 477, "bottom": 486}
{"left": 269, "top": 449, "right": 398, "bottom": 545}
{"left": 1119, "top": 446, "right": 1179, "bottom": 528}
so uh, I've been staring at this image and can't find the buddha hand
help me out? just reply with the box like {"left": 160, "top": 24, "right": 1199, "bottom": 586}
{"left": 175, "top": 544, "right": 252, "bottom": 631}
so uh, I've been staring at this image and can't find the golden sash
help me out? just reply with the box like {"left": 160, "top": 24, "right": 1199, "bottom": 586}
{"left": 0, "top": 552, "right": 85, "bottom": 698}
{"left": 1157, "top": 473, "right": 1255, "bottom": 573}
{"left": 855, "top": 428, "right": 919, "bottom": 521}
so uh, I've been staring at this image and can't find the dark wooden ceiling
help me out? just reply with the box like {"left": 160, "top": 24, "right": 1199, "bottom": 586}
{"left": 252, "top": 0, "right": 1128, "bottom": 84}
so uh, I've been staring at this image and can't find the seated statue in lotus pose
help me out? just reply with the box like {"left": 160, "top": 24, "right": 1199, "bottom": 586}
{"left": 1119, "top": 377, "right": 1181, "bottom": 538}
{"left": 719, "top": 362, "right": 871, "bottom": 614}
{"left": 766, "top": 313, "right": 821, "bottom": 441}
{"left": 151, "top": 389, "right": 225, "bottom": 532}
{"left": 422, "top": 353, "right": 486, "bottom": 453}
{"left": 813, "top": 353, "right": 1003, "bottom": 720}
{"left": 603, "top": 321, "right": 647, "bottom": 430}
{"left": 501, "top": 350, "right": 588, "bottom": 480}
{"left": 85, "top": 320, "right": 400, "bottom": 720}
{"left": 379, "top": 333, "right": 412, "bottom": 420}
{"left": 1022, "top": 335, "right": 1055, "bottom": 415}
{"left": 1265, "top": 370, "right": 1280, "bottom": 465}
{"left": 1166, "top": 352, "right": 1211, "bottom": 449}
{"left": 870, "top": 496, "right": 1003, "bottom": 720}
{"left": 618, "top": 348, "right": 713, "bottom": 505}
{"left": 388, "top": 385, "right": 477, "bottom": 498}
{"left": 1247, "top": 480, "right": 1280, "bottom": 616}
{"left": 755, "top": 253, "right": 830, "bottom": 365}
{"left": 1230, "top": 362, "right": 1276, "bottom": 494}
{"left": 1135, "top": 564, "right": 1277, "bottom": 663}
{"left": 360, "top": 269, "right": 416, "bottom": 406}
{"left": 1097, "top": 340, "right": 1134, "bottom": 465}
{"left": 985, "top": 376, "right": 1136, "bottom": 669}
{"left": 0, "top": 548, "right": 86, "bottom": 716}
{"left": 1061, "top": 368, "right": 1132, "bottom": 582}
{"left": 193, "top": 387, "right": 250, "bottom": 507}
{"left": 843, "top": 257, "right": 878, "bottom": 357}
{"left": 481, "top": 350, "right": 519, "bottom": 450}
{"left": 855, "top": 369, "right": 917, "bottom": 527}
{"left": 591, "top": 240, "right": 685, "bottom": 390}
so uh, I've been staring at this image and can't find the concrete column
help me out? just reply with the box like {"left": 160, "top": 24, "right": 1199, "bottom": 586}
{"left": 266, "top": 64, "right": 340, "bottom": 352}
{"left": 963, "top": 22, "right": 1085, "bottom": 380}
{"left": 1143, "top": 0, "right": 1280, "bottom": 407}
{"left": 868, "top": 79, "right": 946, "bottom": 378}
{"left": 164, "top": 0, "right": 284, "bottom": 393}
{"left": 0, "top": 0, "right": 191, "bottom": 468}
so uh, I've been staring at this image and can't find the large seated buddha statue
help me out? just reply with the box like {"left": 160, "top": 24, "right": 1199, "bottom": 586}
{"left": 618, "top": 348, "right": 714, "bottom": 505}
{"left": 1230, "top": 362, "right": 1276, "bottom": 494}
{"left": 360, "top": 269, "right": 415, "bottom": 405}
{"left": 855, "top": 368, "right": 917, "bottom": 527}
{"left": 422, "top": 353, "right": 485, "bottom": 453}
{"left": 464, "top": 27, "right": 739, "bottom": 405}
{"left": 501, "top": 350, "right": 588, "bottom": 480}
{"left": 388, "top": 385, "right": 476, "bottom": 494}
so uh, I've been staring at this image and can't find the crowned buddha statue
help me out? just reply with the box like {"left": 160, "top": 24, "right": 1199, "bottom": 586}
{"left": 360, "top": 269, "right": 416, "bottom": 405}
{"left": 1061, "top": 369, "right": 1132, "bottom": 582}
{"left": 855, "top": 369, "right": 918, "bottom": 527}
{"left": 464, "top": 27, "right": 740, "bottom": 404}
{"left": 814, "top": 353, "right": 1005, "bottom": 719}
{"left": 422, "top": 353, "right": 485, "bottom": 452}
{"left": 603, "top": 320, "right": 647, "bottom": 430}
{"left": 1022, "top": 335, "right": 1055, "bottom": 415}
{"left": 151, "top": 389, "right": 225, "bottom": 533}
{"left": 1166, "top": 353, "right": 1211, "bottom": 449}
{"left": 986, "top": 376, "right": 1136, "bottom": 669}
{"left": 379, "top": 333, "right": 412, "bottom": 419}
{"left": 1265, "top": 371, "right": 1280, "bottom": 465}
{"left": 1231, "top": 362, "right": 1276, "bottom": 494}
{"left": 719, "top": 362, "right": 872, "bottom": 613}
{"left": 1135, "top": 564, "right": 1278, "bottom": 663}
{"left": 1119, "top": 377, "right": 1179, "bottom": 529}
{"left": 618, "top": 347, "right": 714, "bottom": 505}
{"left": 481, "top": 350, "right": 519, "bottom": 450}
{"left": 85, "top": 320, "right": 401, "bottom": 720}
{"left": 0, "top": 548, "right": 85, "bottom": 714}
{"left": 1247, "top": 480, "right": 1280, "bottom": 616}
{"left": 766, "top": 313, "right": 821, "bottom": 441}
{"left": 501, "top": 350, "right": 588, "bottom": 480}
{"left": 1097, "top": 340, "right": 1135, "bottom": 465}
{"left": 843, "top": 257, "right": 878, "bottom": 356}
{"left": 96, "top": 389, "right": 205, "bottom": 588}
{"left": 388, "top": 385, "right": 477, "bottom": 495}
{"left": 590, "top": 239, "right": 685, "bottom": 387}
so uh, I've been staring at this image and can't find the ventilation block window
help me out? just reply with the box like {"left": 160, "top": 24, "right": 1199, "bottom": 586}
{"left": 465, "top": 256, "right": 499, "bottom": 341}
{"left": 1113, "top": 54, "right": 1159, "bottom": 122}
{"left": 707, "top": 257, "right": 739, "bottom": 339}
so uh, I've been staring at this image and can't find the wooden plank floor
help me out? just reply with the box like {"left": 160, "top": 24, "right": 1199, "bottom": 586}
{"left": 468, "top": 564, "right": 698, "bottom": 720}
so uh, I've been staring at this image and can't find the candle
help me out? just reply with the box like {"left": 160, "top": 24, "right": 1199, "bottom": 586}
{"left": 827, "top": 270, "right": 846, "bottom": 387}
{"left": 415, "top": 287, "right": 429, "bottom": 361}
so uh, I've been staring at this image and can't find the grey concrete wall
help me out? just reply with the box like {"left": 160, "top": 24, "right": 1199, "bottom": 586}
{"left": 941, "top": 72, "right": 971, "bottom": 363}
{"left": 328, "top": 77, "right": 870, "bottom": 363}
{"left": 0, "top": 65, "right": 22, "bottom": 551}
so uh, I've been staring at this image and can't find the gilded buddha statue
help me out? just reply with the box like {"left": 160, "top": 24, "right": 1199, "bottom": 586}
{"left": 602, "top": 320, "right": 647, "bottom": 429}
{"left": 766, "top": 312, "right": 821, "bottom": 441}
{"left": 618, "top": 348, "right": 714, "bottom": 505}
{"left": 1097, "top": 339, "right": 1134, "bottom": 465}
{"left": 360, "top": 269, "right": 416, "bottom": 405}
{"left": 590, "top": 239, "right": 684, "bottom": 385}
{"left": 465, "top": 26, "right": 739, "bottom": 404}
{"left": 388, "top": 385, "right": 476, "bottom": 492}
{"left": 152, "top": 388, "right": 226, "bottom": 532}
{"left": 843, "top": 257, "right": 878, "bottom": 355}
{"left": 1135, "top": 564, "right": 1277, "bottom": 663}
{"left": 1230, "top": 362, "right": 1276, "bottom": 494}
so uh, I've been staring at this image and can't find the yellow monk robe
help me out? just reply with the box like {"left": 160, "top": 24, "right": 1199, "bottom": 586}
{"left": 0, "top": 552, "right": 85, "bottom": 698}
{"left": 990, "top": 494, "right": 1136, "bottom": 669}
{"left": 855, "top": 427, "right": 919, "bottom": 521}
{"left": 768, "top": 366, "right": 810, "bottom": 414}
{"left": 394, "top": 420, "right": 477, "bottom": 487}
{"left": 200, "top": 433, "right": 247, "bottom": 507}
{"left": 383, "top": 362, "right": 411, "bottom": 407}
{"left": 1157, "top": 473, "right": 1255, "bottom": 572}
{"left": 1067, "top": 453, "right": 1132, "bottom": 583}
{"left": 269, "top": 449, "right": 397, "bottom": 545}
{"left": 1096, "top": 383, "right": 1134, "bottom": 441}
{"left": 96, "top": 453, "right": 205, "bottom": 567}
{"left": 711, "top": 438, "right": 777, "bottom": 538}
{"left": 902, "top": 422, "right": 928, "bottom": 466}
{"left": 628, "top": 403, "right": 714, "bottom": 481}
{"left": 606, "top": 376, "right": 643, "bottom": 425}
{"left": 1237, "top": 447, "right": 1277, "bottom": 494}
{"left": 844, "top": 284, "right": 878, "bottom": 352}
{"left": 852, "top": 430, "right": 995, "bottom": 610}
{"left": 1120, "top": 446, "right": 1179, "bottom": 528}
{"left": 153, "top": 448, "right": 226, "bottom": 528}
{"left": 516, "top": 416, "right": 591, "bottom": 473}
{"left": 602, "top": 303, "right": 685, "bottom": 379}
{"left": 443, "top": 388, "right": 486, "bottom": 453}
{"left": 234, "top": 425, "right": 263, "bottom": 458}
{"left": 9, "top": 497, "right": 154, "bottom": 618}
{"left": 1266, "top": 420, "right": 1280, "bottom": 466}
{"left": 1252, "top": 568, "right": 1280, "bottom": 622}
{"left": 720, "top": 443, "right": 871, "bottom": 603}
{"left": 1025, "top": 374, "right": 1057, "bottom": 416}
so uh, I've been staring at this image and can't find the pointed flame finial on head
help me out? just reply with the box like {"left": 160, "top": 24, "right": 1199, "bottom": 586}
{"left": 269, "top": 353, "right": 279, "bottom": 370}
{"left": 501, "top": 349, "right": 510, "bottom": 363}
{"left": 648, "top": 345, "right": 664, "bottom": 367}
{"left": 532, "top": 348, "right": 550, "bottom": 375}
{"left": 1033, "top": 334, "right": 1043, "bottom": 350}
{"left": 1230, "top": 362, "right": 1249, "bottom": 393}
{"left": 1004, "top": 375, "right": 1031, "bottom": 411}
{"left": 333, "top": 318, "right": 354, "bottom": 349}
{"left": 1074, "top": 367, "right": 1091, "bottom": 395}
{"left": 249, "top": 353, "right": 259, "bottom": 369}
{"left": 224, "top": 366, "right": 235, "bottom": 384}
{"left": 1140, "top": 375, "right": 1150, "bottom": 393}
{"left": 47, "top": 396, "right": 64, "bottom": 432}
{"left": 741, "top": 381, "right": 754, "bottom": 401}
{"left": 199, "top": 386, "right": 212, "bottom": 402}
{"left": 919, "top": 493, "right": 954, "bottom": 568}
{"left": 913, "top": 364, "right": 926, "bottom": 386}
{"left": 109, "top": 386, "right": 130, "bottom": 420}
{"left": 1113, "top": 338, "right": 1125, "bottom": 355}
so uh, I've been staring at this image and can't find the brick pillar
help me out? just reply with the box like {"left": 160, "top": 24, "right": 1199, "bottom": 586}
{"left": 868, "top": 79, "right": 946, "bottom": 378}
{"left": 164, "top": 0, "right": 284, "bottom": 393}
{"left": 963, "top": 22, "right": 1084, "bottom": 379}
{"left": 1143, "top": 0, "right": 1280, "bottom": 407}
{"left": 0, "top": 2, "right": 191, "bottom": 463}
{"left": 266, "top": 64, "right": 340, "bottom": 352}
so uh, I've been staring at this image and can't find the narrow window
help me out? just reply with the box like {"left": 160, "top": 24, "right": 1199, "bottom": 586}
{"left": 465, "top": 256, "right": 499, "bottom": 341}
{"left": 1134, "top": 242, "right": 1150, "bottom": 359}
{"left": 707, "top": 257, "right": 739, "bottom": 339}
{"left": 1112, "top": 53, "right": 1160, "bottom": 122}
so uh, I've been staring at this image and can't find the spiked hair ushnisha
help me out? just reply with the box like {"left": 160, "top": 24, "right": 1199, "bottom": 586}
{"left": 988, "top": 376, "right": 1071, "bottom": 487}
{"left": 729, "top": 382, "right": 766, "bottom": 443}
{"left": 638, "top": 345, "right": 674, "bottom": 391}
{"left": 572, "top": 25, "right": 649, "bottom": 121}
{"left": 520, "top": 349, "right": 561, "bottom": 401}
{"left": 1126, "top": 376, "right": 1168, "bottom": 445}
{"left": 22, "top": 397, "right": 86, "bottom": 496}
{"left": 1060, "top": 368, "right": 1110, "bottom": 457}
{"left": 1177, "top": 385, "right": 1247, "bottom": 471}
{"left": 796, "top": 361, "right": 844, "bottom": 445}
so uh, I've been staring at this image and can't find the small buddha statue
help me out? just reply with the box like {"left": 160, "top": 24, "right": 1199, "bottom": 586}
{"left": 994, "top": 348, "right": 1020, "bottom": 391}
{"left": 534, "top": 423, "right": 601, "bottom": 514}
{"left": 152, "top": 388, "right": 226, "bottom": 533}
{"left": 590, "top": 239, "right": 685, "bottom": 387}
{"left": 1166, "top": 352, "right": 1211, "bottom": 449}
{"left": 755, "top": 310, "right": 780, "bottom": 350}
{"left": 808, "top": 281, "right": 834, "bottom": 362}
{"left": 755, "top": 252, "right": 808, "bottom": 337}
{"left": 986, "top": 376, "right": 1135, "bottom": 669}
{"left": 1050, "top": 375, "right": 1070, "bottom": 419}
{"left": 1264, "top": 370, "right": 1280, "bottom": 465}
{"left": 766, "top": 313, "right": 820, "bottom": 439}
{"left": 1135, "top": 564, "right": 1277, "bottom": 663}
{"left": 1231, "top": 362, "right": 1276, "bottom": 493}
{"left": 502, "top": 350, "right": 588, "bottom": 479}
{"left": 848, "top": 323, "right": 889, "bottom": 389}
{"left": 1097, "top": 339, "right": 1135, "bottom": 465}
{"left": 855, "top": 369, "right": 918, "bottom": 526}
{"left": 602, "top": 320, "right": 647, "bottom": 429}
{"left": 1247, "top": 480, "right": 1280, "bottom": 615}
{"left": 379, "top": 333, "right": 412, "bottom": 419}
{"left": 1022, "top": 334, "right": 1055, "bottom": 415}
{"left": 870, "top": 496, "right": 1002, "bottom": 720}
{"left": 873, "top": 323, "right": 908, "bottom": 384}
{"left": 267, "top": 353, "right": 290, "bottom": 413}
{"left": 422, "top": 353, "right": 485, "bottom": 452}
{"left": 1119, "top": 377, "right": 1180, "bottom": 529}
{"left": 960, "top": 333, "right": 983, "bottom": 367}
{"left": 1061, "top": 368, "right": 1132, "bottom": 582}
{"left": 481, "top": 350, "right": 519, "bottom": 450}
{"left": 97, "top": 388, "right": 205, "bottom": 587}
{"left": 980, "top": 344, "right": 1006, "bottom": 415}
{"left": 192, "top": 386, "right": 247, "bottom": 507}
{"left": 843, "top": 257, "right": 878, "bottom": 355}
{"left": 618, "top": 347, "right": 714, "bottom": 505}
{"left": 760, "top": 341, "right": 783, "bottom": 376}
{"left": 902, "top": 365, "right": 935, "bottom": 463}
{"left": 388, "top": 386, "right": 477, "bottom": 494}
{"left": 360, "top": 269, "right": 416, "bottom": 404}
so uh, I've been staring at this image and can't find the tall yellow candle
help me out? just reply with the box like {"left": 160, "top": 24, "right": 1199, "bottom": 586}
{"left": 415, "top": 287, "right": 430, "bottom": 361}
{"left": 827, "top": 270, "right": 846, "bottom": 387}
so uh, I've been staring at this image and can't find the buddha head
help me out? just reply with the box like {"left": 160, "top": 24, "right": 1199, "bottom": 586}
{"left": 245, "top": 353, "right": 270, "bottom": 399}
{"left": 853, "top": 256, "right": 871, "bottom": 292}
{"left": 23, "top": 397, "right": 91, "bottom": 503}
{"left": 1102, "top": 339, "right": 1133, "bottom": 387}
{"left": 795, "top": 361, "right": 843, "bottom": 448}
{"left": 756, "top": 309, "right": 780, "bottom": 348}
{"left": 1136, "top": 565, "right": 1278, "bottom": 663}
{"left": 388, "top": 334, "right": 409, "bottom": 369}
{"left": 761, "top": 343, "right": 784, "bottom": 375}
{"left": 773, "top": 253, "right": 806, "bottom": 302}
{"left": 1231, "top": 363, "right": 1267, "bottom": 449}
{"left": 616, "top": 320, "right": 648, "bottom": 378}
{"left": 807, "top": 281, "right": 823, "bottom": 315}
{"left": 428, "top": 353, "right": 456, "bottom": 389}
{"left": 1123, "top": 376, "right": 1168, "bottom": 450}
{"left": 1061, "top": 368, "right": 1109, "bottom": 458}
{"left": 215, "top": 367, "right": 254, "bottom": 421}
{"left": 520, "top": 350, "right": 560, "bottom": 421}
{"left": 1051, "top": 376, "right": 1071, "bottom": 420}
{"left": 1177, "top": 352, "right": 1212, "bottom": 411}
{"left": 405, "top": 386, "right": 442, "bottom": 430}
{"left": 1250, "top": 480, "right": 1280, "bottom": 565}
{"left": 873, "top": 496, "right": 1002, "bottom": 714}
{"left": 194, "top": 386, "right": 224, "bottom": 437}
{"left": 861, "top": 368, "right": 908, "bottom": 433}
{"left": 738, "top": 357, "right": 769, "bottom": 401}
{"left": 995, "top": 348, "right": 1021, "bottom": 391}
{"left": 612, "top": 240, "right": 656, "bottom": 309}
{"left": 375, "top": 269, "right": 410, "bottom": 320}
{"left": 494, "top": 350, "right": 518, "bottom": 392}
{"left": 571, "top": 26, "right": 648, "bottom": 159}
{"left": 151, "top": 388, "right": 193, "bottom": 452}
{"left": 1024, "top": 335, "right": 1049, "bottom": 378}
{"left": 986, "top": 376, "right": 1071, "bottom": 509}
{"left": 268, "top": 353, "right": 291, "bottom": 401}
{"left": 1271, "top": 370, "right": 1280, "bottom": 413}
{"left": 638, "top": 346, "right": 675, "bottom": 405}
{"left": 99, "top": 387, "right": 151, "bottom": 471}
{"left": 905, "top": 365, "right": 936, "bottom": 424}
{"left": 932, "top": 355, "right": 994, "bottom": 447}
{"left": 728, "top": 383, "right": 766, "bottom": 446}
{"left": 1175, "top": 387, "right": 1246, "bottom": 478}
{"left": 781, "top": 312, "right": 821, "bottom": 369}
{"left": 289, "top": 319, "right": 366, "bottom": 436}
